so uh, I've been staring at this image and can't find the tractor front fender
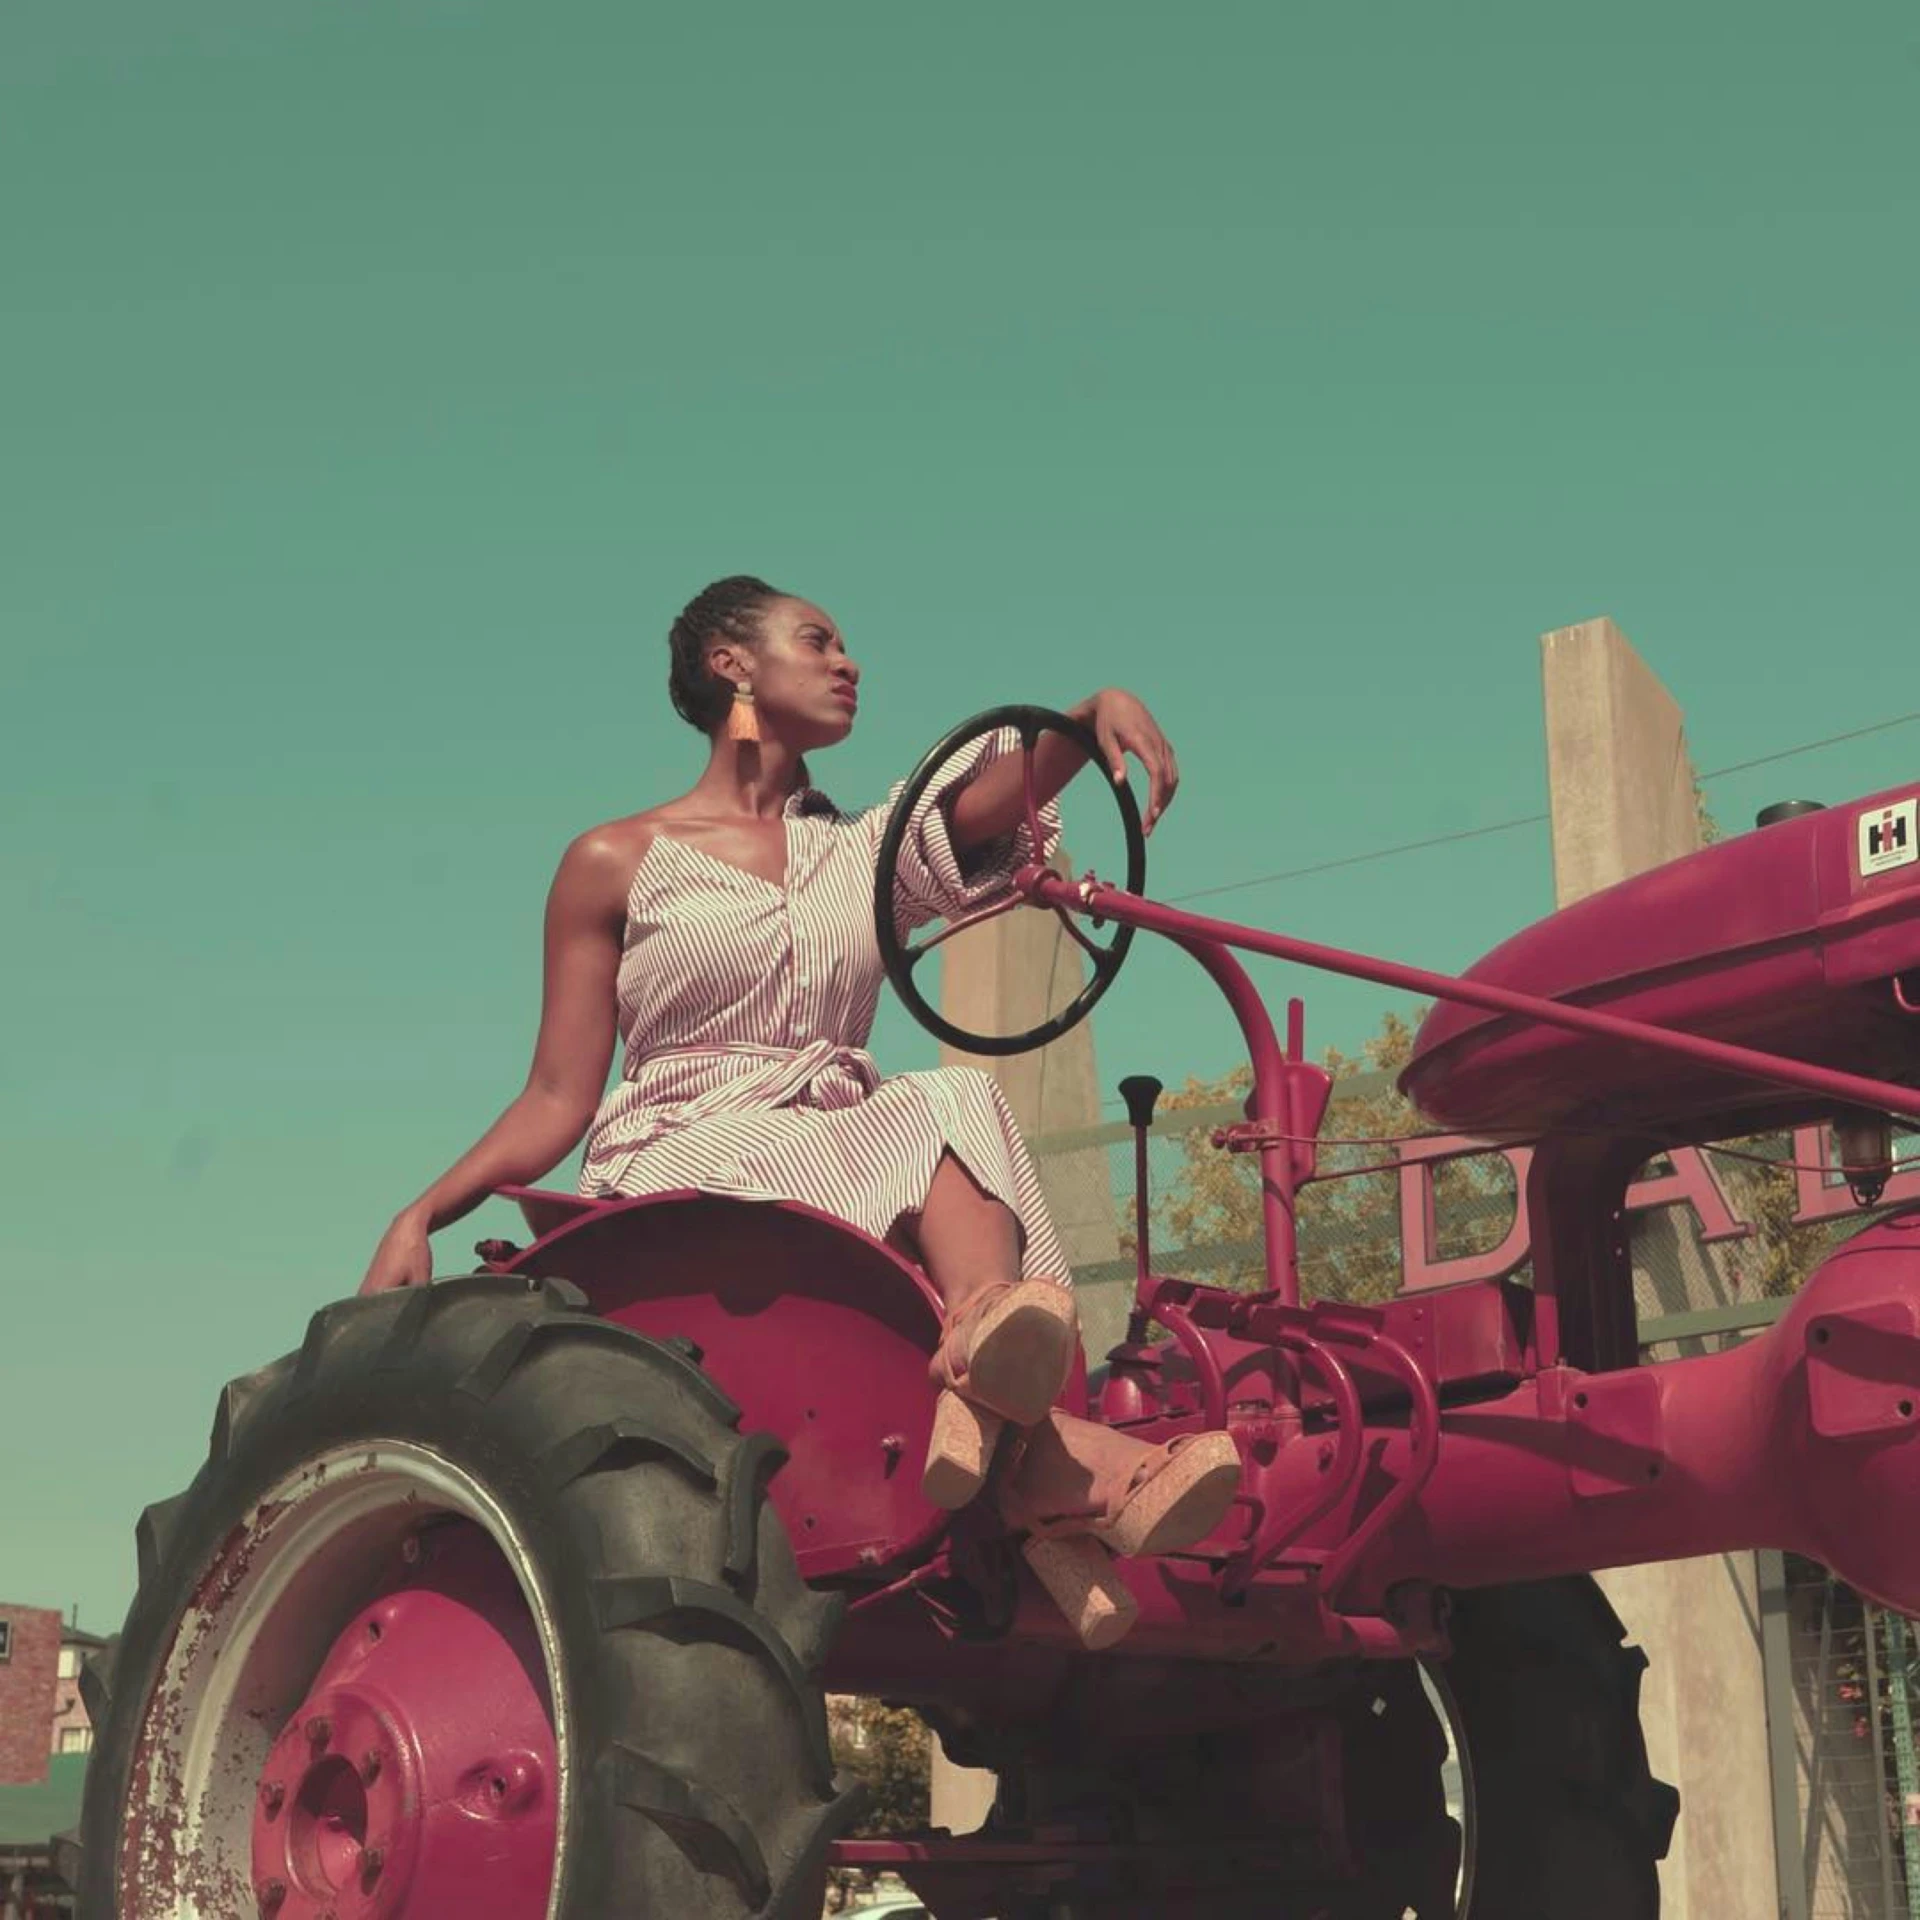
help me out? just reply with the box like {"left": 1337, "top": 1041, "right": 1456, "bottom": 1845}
{"left": 492, "top": 1190, "right": 978, "bottom": 1580}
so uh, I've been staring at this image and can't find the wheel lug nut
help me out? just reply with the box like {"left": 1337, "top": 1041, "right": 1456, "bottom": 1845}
{"left": 360, "top": 1749, "right": 382, "bottom": 1784}
{"left": 305, "top": 1715, "right": 332, "bottom": 1750}
{"left": 259, "top": 1780, "right": 285, "bottom": 1818}
{"left": 257, "top": 1881, "right": 286, "bottom": 1914}
{"left": 361, "top": 1845, "right": 385, "bottom": 1879}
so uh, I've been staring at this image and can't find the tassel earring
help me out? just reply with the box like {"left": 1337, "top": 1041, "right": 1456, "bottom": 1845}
{"left": 725, "top": 681, "right": 761, "bottom": 744}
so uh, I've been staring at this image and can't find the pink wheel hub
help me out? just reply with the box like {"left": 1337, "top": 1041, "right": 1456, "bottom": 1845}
{"left": 250, "top": 1522, "right": 558, "bottom": 1919}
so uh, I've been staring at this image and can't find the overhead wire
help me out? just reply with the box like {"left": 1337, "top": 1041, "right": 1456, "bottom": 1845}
{"left": 1162, "top": 707, "right": 1920, "bottom": 906}
{"left": 1209, "top": 1123, "right": 1920, "bottom": 1184}
{"left": 1090, "top": 704, "right": 1920, "bottom": 1107}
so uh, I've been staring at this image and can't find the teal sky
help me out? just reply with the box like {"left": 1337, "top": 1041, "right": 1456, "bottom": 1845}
{"left": 4, "top": 0, "right": 1916, "bottom": 1631}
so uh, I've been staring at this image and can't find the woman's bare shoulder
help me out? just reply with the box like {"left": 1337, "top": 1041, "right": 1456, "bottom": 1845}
{"left": 554, "top": 806, "right": 680, "bottom": 915}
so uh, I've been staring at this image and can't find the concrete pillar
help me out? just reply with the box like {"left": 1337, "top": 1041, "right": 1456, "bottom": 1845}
{"left": 1542, "top": 617, "right": 1703, "bottom": 904}
{"left": 1541, "top": 615, "right": 1780, "bottom": 1920}
{"left": 935, "top": 849, "right": 1118, "bottom": 1239}
{"left": 926, "top": 854, "right": 1121, "bottom": 1835}
{"left": 938, "top": 848, "right": 1125, "bottom": 1344}
{"left": 927, "top": 1741, "right": 998, "bottom": 1839}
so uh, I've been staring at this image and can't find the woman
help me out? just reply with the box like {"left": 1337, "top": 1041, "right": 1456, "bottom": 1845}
{"left": 361, "top": 576, "right": 1239, "bottom": 1647}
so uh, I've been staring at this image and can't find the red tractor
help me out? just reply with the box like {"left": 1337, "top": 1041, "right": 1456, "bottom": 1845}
{"left": 73, "top": 710, "right": 1920, "bottom": 1918}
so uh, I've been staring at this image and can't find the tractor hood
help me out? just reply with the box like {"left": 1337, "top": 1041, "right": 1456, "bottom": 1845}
{"left": 1400, "top": 783, "right": 1920, "bottom": 1138}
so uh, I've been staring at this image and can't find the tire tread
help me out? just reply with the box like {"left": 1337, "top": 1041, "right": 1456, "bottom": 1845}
{"left": 606, "top": 1741, "right": 772, "bottom": 1906}
{"left": 80, "top": 1273, "right": 834, "bottom": 1920}
{"left": 594, "top": 1574, "right": 835, "bottom": 1796}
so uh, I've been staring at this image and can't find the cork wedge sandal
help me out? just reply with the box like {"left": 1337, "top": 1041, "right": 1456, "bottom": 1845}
{"left": 921, "top": 1279, "right": 1078, "bottom": 1509}
{"left": 999, "top": 1415, "right": 1243, "bottom": 1650}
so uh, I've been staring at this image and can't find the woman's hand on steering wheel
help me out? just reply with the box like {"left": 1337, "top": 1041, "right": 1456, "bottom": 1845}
{"left": 1075, "top": 688, "right": 1180, "bottom": 835}
{"left": 874, "top": 705, "right": 1148, "bottom": 1056}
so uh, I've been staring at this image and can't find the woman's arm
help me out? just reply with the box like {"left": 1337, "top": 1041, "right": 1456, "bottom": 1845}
{"left": 360, "top": 830, "right": 632, "bottom": 1292}
{"left": 944, "top": 688, "right": 1180, "bottom": 853}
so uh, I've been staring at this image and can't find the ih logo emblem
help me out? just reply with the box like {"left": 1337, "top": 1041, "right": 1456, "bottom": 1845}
{"left": 1858, "top": 796, "right": 1919, "bottom": 876}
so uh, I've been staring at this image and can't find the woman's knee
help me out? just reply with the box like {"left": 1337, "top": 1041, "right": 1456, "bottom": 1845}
{"left": 949, "top": 1065, "right": 1005, "bottom": 1104}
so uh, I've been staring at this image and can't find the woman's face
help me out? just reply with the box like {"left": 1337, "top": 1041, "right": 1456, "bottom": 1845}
{"left": 718, "top": 597, "right": 860, "bottom": 747}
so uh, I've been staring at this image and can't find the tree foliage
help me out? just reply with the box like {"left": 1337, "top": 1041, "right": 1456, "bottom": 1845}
{"left": 1694, "top": 1139, "right": 1858, "bottom": 1301}
{"left": 1146, "top": 1007, "right": 1522, "bottom": 1304}
{"left": 1142, "top": 1004, "right": 1876, "bottom": 1311}
{"left": 829, "top": 1696, "right": 931, "bottom": 1834}
{"left": 826, "top": 1697, "right": 933, "bottom": 1911}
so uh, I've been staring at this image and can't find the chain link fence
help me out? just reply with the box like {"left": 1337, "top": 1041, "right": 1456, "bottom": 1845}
{"left": 1781, "top": 1555, "right": 1920, "bottom": 1919}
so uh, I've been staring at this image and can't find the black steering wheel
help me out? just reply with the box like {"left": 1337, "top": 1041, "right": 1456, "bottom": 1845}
{"left": 874, "top": 705, "right": 1147, "bottom": 1056}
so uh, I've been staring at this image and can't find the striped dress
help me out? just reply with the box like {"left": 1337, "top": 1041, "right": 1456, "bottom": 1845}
{"left": 578, "top": 730, "right": 1072, "bottom": 1283}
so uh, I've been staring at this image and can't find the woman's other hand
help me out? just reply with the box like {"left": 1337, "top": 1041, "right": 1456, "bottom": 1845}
{"left": 1080, "top": 688, "right": 1180, "bottom": 834}
{"left": 360, "top": 1207, "right": 434, "bottom": 1294}
{"left": 350, "top": 829, "right": 626, "bottom": 1301}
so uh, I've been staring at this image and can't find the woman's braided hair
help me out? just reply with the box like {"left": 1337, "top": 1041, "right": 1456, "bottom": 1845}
{"left": 667, "top": 575, "right": 788, "bottom": 733}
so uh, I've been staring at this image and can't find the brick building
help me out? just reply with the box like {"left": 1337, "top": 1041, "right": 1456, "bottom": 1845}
{"left": 0, "top": 1603, "right": 97, "bottom": 1916}
{"left": 0, "top": 1608, "right": 61, "bottom": 1790}
{"left": 0, "top": 1604, "right": 79, "bottom": 1916}
{"left": 0, "top": 1607, "right": 100, "bottom": 1785}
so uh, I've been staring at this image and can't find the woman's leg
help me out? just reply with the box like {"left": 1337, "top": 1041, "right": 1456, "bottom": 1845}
{"left": 904, "top": 1151, "right": 1077, "bottom": 1510}
{"left": 904, "top": 1156, "right": 1238, "bottom": 1649}
{"left": 905, "top": 1149, "right": 1031, "bottom": 1315}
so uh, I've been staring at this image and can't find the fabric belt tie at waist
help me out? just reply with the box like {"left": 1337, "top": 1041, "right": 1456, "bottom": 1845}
{"left": 629, "top": 1039, "right": 882, "bottom": 1125}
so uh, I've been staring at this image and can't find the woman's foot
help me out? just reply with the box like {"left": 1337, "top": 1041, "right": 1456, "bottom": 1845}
{"left": 921, "top": 1279, "right": 1078, "bottom": 1508}
{"left": 995, "top": 1410, "right": 1242, "bottom": 1649}
{"left": 998, "top": 1410, "right": 1243, "bottom": 1554}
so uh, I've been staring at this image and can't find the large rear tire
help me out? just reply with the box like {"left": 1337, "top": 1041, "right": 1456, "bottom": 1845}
{"left": 76, "top": 1274, "right": 865, "bottom": 1919}
{"left": 1442, "top": 1576, "right": 1678, "bottom": 1919}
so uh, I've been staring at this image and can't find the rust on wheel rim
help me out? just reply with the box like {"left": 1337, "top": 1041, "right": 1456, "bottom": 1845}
{"left": 119, "top": 1443, "right": 568, "bottom": 1920}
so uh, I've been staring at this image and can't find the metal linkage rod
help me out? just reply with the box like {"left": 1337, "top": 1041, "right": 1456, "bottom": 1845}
{"left": 1021, "top": 870, "right": 1920, "bottom": 1127}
